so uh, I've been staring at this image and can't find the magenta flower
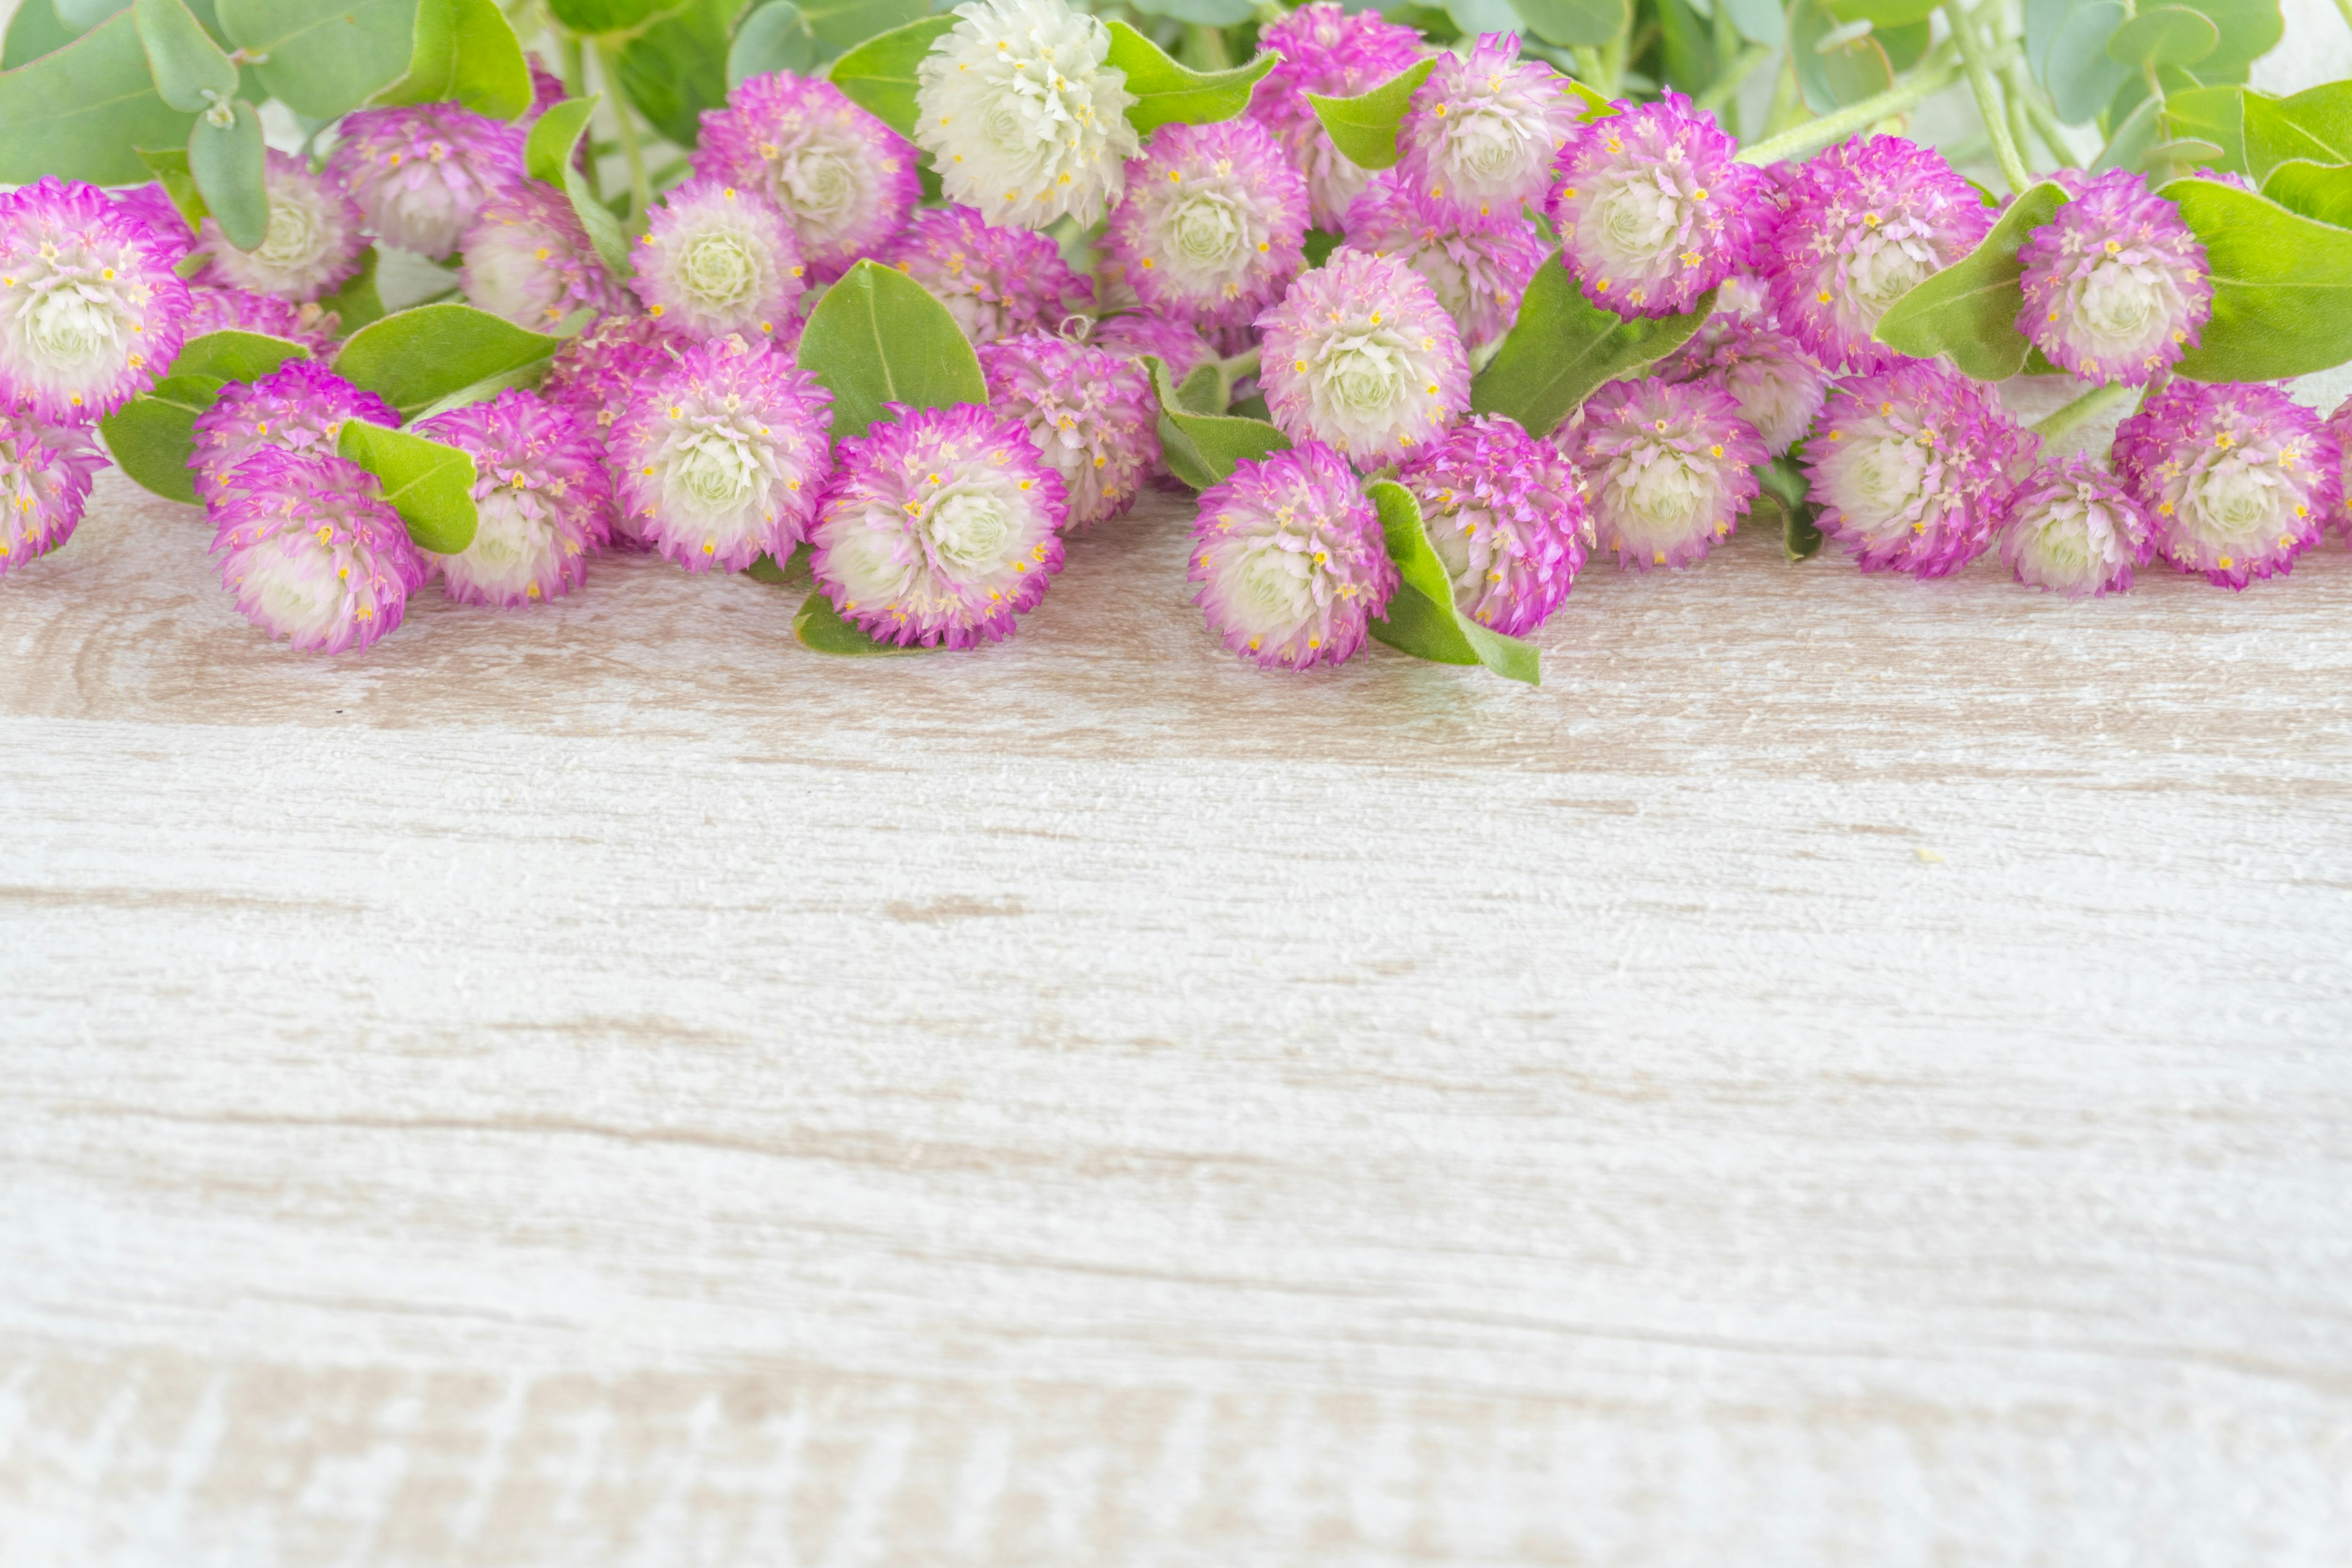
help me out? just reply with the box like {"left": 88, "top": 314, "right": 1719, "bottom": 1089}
{"left": 1652, "top": 313, "right": 1832, "bottom": 456}
{"left": 183, "top": 285, "right": 338, "bottom": 353}
{"left": 194, "top": 150, "right": 366, "bottom": 303}
{"left": 2329, "top": 393, "right": 2352, "bottom": 533}
{"left": 461, "top": 182, "right": 633, "bottom": 331}
{"left": 1249, "top": 3, "right": 1427, "bottom": 229}
{"left": 628, "top": 177, "right": 807, "bottom": 345}
{"left": 1343, "top": 175, "right": 1546, "bottom": 351}
{"left": 0, "top": 177, "right": 190, "bottom": 422}
{"left": 1802, "top": 360, "right": 2037, "bottom": 577}
{"left": 811, "top": 401, "right": 1068, "bottom": 649}
{"left": 417, "top": 388, "right": 612, "bottom": 607}
{"left": 1106, "top": 118, "right": 1310, "bottom": 330}
{"left": 2113, "top": 380, "right": 2339, "bottom": 589}
{"left": 0, "top": 401, "right": 107, "bottom": 578}
{"left": 1759, "top": 135, "right": 1993, "bottom": 373}
{"left": 612, "top": 334, "right": 833, "bottom": 572}
{"left": 542, "top": 311, "right": 672, "bottom": 445}
{"left": 978, "top": 333, "right": 1159, "bottom": 529}
{"left": 1998, "top": 456, "right": 2154, "bottom": 598}
{"left": 328, "top": 104, "right": 525, "bottom": 260}
{"left": 1548, "top": 92, "right": 1770, "bottom": 319}
{"left": 525, "top": 58, "right": 567, "bottom": 122}
{"left": 188, "top": 359, "right": 399, "bottom": 505}
{"left": 110, "top": 183, "right": 195, "bottom": 264}
{"left": 2018, "top": 168, "right": 2211, "bottom": 386}
{"left": 1559, "top": 376, "right": 1763, "bottom": 570}
{"left": 1190, "top": 442, "right": 1395, "bottom": 668}
{"left": 209, "top": 449, "right": 426, "bottom": 654}
{"left": 1395, "top": 413, "right": 1589, "bottom": 634}
{"left": 1257, "top": 247, "right": 1469, "bottom": 459}
{"left": 692, "top": 72, "right": 920, "bottom": 281}
{"left": 877, "top": 205, "right": 1094, "bottom": 345}
{"left": 1396, "top": 33, "right": 1581, "bottom": 223}
{"left": 1087, "top": 308, "right": 1215, "bottom": 380}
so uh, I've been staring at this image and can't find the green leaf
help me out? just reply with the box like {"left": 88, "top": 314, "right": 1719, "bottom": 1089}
{"left": 729, "top": 1, "right": 819, "bottom": 83}
{"left": 2173, "top": 0, "right": 2279, "bottom": 73}
{"left": 1508, "top": 0, "right": 1630, "bottom": 46}
{"left": 216, "top": 0, "right": 414, "bottom": 120}
{"left": 1826, "top": 0, "right": 1938, "bottom": 24}
{"left": 187, "top": 97, "right": 265, "bottom": 251}
{"left": 373, "top": 0, "right": 532, "bottom": 121}
{"left": 545, "top": 0, "right": 676, "bottom": 32}
{"left": 333, "top": 302, "right": 574, "bottom": 418}
{"left": 1874, "top": 180, "right": 2066, "bottom": 377}
{"left": 135, "top": 143, "right": 207, "bottom": 228}
{"left": 795, "top": 258, "right": 986, "bottom": 440}
{"left": 1140, "top": 354, "right": 1289, "bottom": 490}
{"left": 801, "top": 0, "right": 931, "bottom": 48}
{"left": 0, "top": 9, "right": 195, "bottom": 183}
{"left": 4, "top": 2, "right": 80, "bottom": 70}
{"left": 2106, "top": 6, "right": 2217, "bottom": 67}
{"left": 2043, "top": 0, "right": 2132, "bottom": 123}
{"left": 2094, "top": 92, "right": 2163, "bottom": 172}
{"left": 2242, "top": 81, "right": 2352, "bottom": 183}
{"left": 1753, "top": 456, "right": 1823, "bottom": 560}
{"left": 2163, "top": 175, "right": 2352, "bottom": 380}
{"left": 2025, "top": 0, "right": 2083, "bottom": 80}
{"left": 316, "top": 245, "right": 385, "bottom": 332}
{"left": 337, "top": 420, "right": 479, "bottom": 554}
{"left": 2163, "top": 83, "right": 2247, "bottom": 172}
{"left": 745, "top": 541, "right": 812, "bottom": 585}
{"left": 1102, "top": 20, "right": 1278, "bottom": 137}
{"left": 1363, "top": 480, "right": 1540, "bottom": 685}
{"left": 793, "top": 587, "right": 933, "bottom": 654}
{"left": 1788, "top": 0, "right": 1891, "bottom": 115}
{"left": 175, "top": 326, "right": 315, "bottom": 384}
{"left": 825, "top": 13, "right": 951, "bottom": 138}
{"left": 2261, "top": 159, "right": 2352, "bottom": 229}
{"left": 1719, "top": 0, "right": 1786, "bottom": 43}
{"left": 1306, "top": 58, "right": 1434, "bottom": 172}
{"left": 1302, "top": 227, "right": 1341, "bottom": 268}
{"left": 134, "top": 0, "right": 236, "bottom": 110}
{"left": 1469, "top": 263, "right": 1713, "bottom": 439}
{"left": 1174, "top": 362, "right": 1225, "bottom": 414}
{"left": 524, "top": 96, "right": 633, "bottom": 274}
{"left": 97, "top": 328, "right": 312, "bottom": 502}
{"left": 616, "top": 0, "right": 734, "bottom": 146}
{"left": 1131, "top": 0, "right": 1259, "bottom": 21}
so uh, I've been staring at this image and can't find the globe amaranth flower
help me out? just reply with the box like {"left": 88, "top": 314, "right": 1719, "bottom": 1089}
{"left": 417, "top": 388, "right": 612, "bottom": 606}
{"left": 1760, "top": 135, "right": 1994, "bottom": 373}
{"left": 693, "top": 72, "right": 921, "bottom": 281}
{"left": 1558, "top": 377, "right": 1764, "bottom": 570}
{"left": 193, "top": 151, "right": 367, "bottom": 303}
{"left": 2329, "top": 393, "right": 2352, "bottom": 533}
{"left": 189, "top": 358, "right": 399, "bottom": 505}
{"left": 1998, "top": 456, "right": 2154, "bottom": 598}
{"left": 1395, "top": 32, "right": 1581, "bottom": 223}
{"left": 878, "top": 205, "right": 1094, "bottom": 345}
{"left": 1087, "top": 307, "right": 1213, "bottom": 379}
{"left": 0, "top": 177, "right": 190, "bottom": 422}
{"left": 1248, "top": 2, "right": 1428, "bottom": 230}
{"left": 1105, "top": 118, "right": 1310, "bottom": 330}
{"left": 630, "top": 178, "right": 807, "bottom": 344}
{"left": 1342, "top": 175, "right": 1546, "bottom": 352}
{"left": 1189, "top": 442, "right": 1395, "bottom": 668}
{"left": 543, "top": 311, "right": 672, "bottom": 444}
{"left": 977, "top": 332, "right": 1158, "bottom": 528}
{"left": 209, "top": 449, "right": 427, "bottom": 654}
{"left": 1801, "top": 360, "right": 2038, "bottom": 577}
{"left": 328, "top": 104, "right": 525, "bottom": 260}
{"left": 811, "top": 401, "right": 1069, "bottom": 648}
{"left": 914, "top": 0, "right": 1140, "bottom": 231}
{"left": 0, "top": 401, "right": 107, "bottom": 578}
{"left": 183, "top": 285, "right": 339, "bottom": 354}
{"left": 111, "top": 183, "right": 195, "bottom": 264}
{"left": 1257, "top": 247, "right": 1469, "bottom": 459}
{"left": 462, "top": 181, "right": 633, "bottom": 331}
{"left": 1395, "top": 413, "right": 1589, "bottom": 634}
{"left": 1652, "top": 313, "right": 1831, "bottom": 456}
{"left": 2113, "top": 379, "right": 2340, "bottom": 589}
{"left": 2017, "top": 168, "right": 2211, "bottom": 386}
{"left": 1548, "top": 92, "right": 1770, "bottom": 319}
{"left": 612, "top": 334, "right": 833, "bottom": 572}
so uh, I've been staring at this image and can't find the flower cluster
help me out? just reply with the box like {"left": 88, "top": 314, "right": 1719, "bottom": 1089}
{"left": 1396, "top": 32, "right": 1580, "bottom": 221}
{"left": 1396, "top": 415, "right": 1590, "bottom": 633}
{"left": 631, "top": 178, "right": 807, "bottom": 345}
{"left": 2113, "top": 380, "right": 2339, "bottom": 589}
{"left": 1998, "top": 456, "right": 2155, "bottom": 598}
{"left": 1191, "top": 443, "right": 1396, "bottom": 668}
{"left": 1, "top": 401, "right": 108, "bottom": 576}
{"left": 977, "top": 333, "right": 1159, "bottom": 529}
{"left": 209, "top": 449, "right": 427, "bottom": 655}
{"left": 418, "top": 390, "right": 614, "bottom": 606}
{"left": 1549, "top": 93, "right": 1769, "bottom": 318}
{"left": 0, "top": 177, "right": 189, "bottom": 422}
{"left": 1559, "top": 377, "right": 1763, "bottom": 570}
{"left": 462, "top": 183, "right": 633, "bottom": 331}
{"left": 195, "top": 151, "right": 368, "bottom": 303}
{"left": 878, "top": 205, "right": 1093, "bottom": 345}
{"left": 1106, "top": 119, "right": 1309, "bottom": 330}
{"left": 694, "top": 72, "right": 920, "bottom": 280}
{"left": 187, "top": 360, "right": 399, "bottom": 505}
{"left": 1249, "top": 4, "right": 1427, "bottom": 229}
{"left": 1803, "top": 361, "right": 2036, "bottom": 578}
{"left": 1257, "top": 248, "right": 1468, "bottom": 459}
{"left": 327, "top": 104, "right": 525, "bottom": 260}
{"left": 2018, "top": 168, "right": 2211, "bottom": 386}
{"left": 1343, "top": 176, "right": 1546, "bottom": 352}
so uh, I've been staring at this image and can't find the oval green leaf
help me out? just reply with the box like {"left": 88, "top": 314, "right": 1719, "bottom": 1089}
{"left": 333, "top": 302, "right": 575, "bottom": 418}
{"left": 2261, "top": 158, "right": 2352, "bottom": 229}
{"left": 2106, "top": 6, "right": 2217, "bottom": 67}
{"left": 317, "top": 246, "right": 385, "bottom": 333}
{"left": 216, "top": 0, "right": 413, "bottom": 120}
{"left": 1720, "top": 0, "right": 1788, "bottom": 42}
{"left": 1789, "top": 0, "right": 1892, "bottom": 114}
{"left": 2044, "top": 0, "right": 2131, "bottom": 123}
{"left": 97, "top": 328, "right": 312, "bottom": 503}
{"left": 135, "top": 0, "right": 236, "bottom": 111}
{"left": 2241, "top": 81, "right": 2352, "bottom": 183}
{"left": 526, "top": 96, "right": 632, "bottom": 274}
{"left": 545, "top": 0, "right": 674, "bottom": 32}
{"left": 1469, "top": 262, "right": 1713, "bottom": 439}
{"left": 337, "top": 420, "right": 479, "bottom": 555}
{"left": 614, "top": 0, "right": 735, "bottom": 147}
{"left": 1140, "top": 354, "right": 1289, "bottom": 491}
{"left": 826, "top": 13, "right": 952, "bottom": 138}
{"left": 801, "top": 0, "right": 932, "bottom": 50}
{"left": 2163, "top": 83, "right": 2247, "bottom": 173}
{"left": 373, "top": 0, "right": 532, "bottom": 122}
{"left": 1102, "top": 20, "right": 1278, "bottom": 137}
{"left": 1129, "top": 0, "right": 1259, "bottom": 22}
{"left": 1364, "top": 478, "right": 1540, "bottom": 685}
{"left": 796, "top": 258, "right": 986, "bottom": 441}
{"left": 0, "top": 9, "right": 195, "bottom": 183}
{"left": 5, "top": 1, "right": 80, "bottom": 70}
{"left": 2173, "top": 0, "right": 2280, "bottom": 72}
{"left": 2163, "top": 175, "right": 2352, "bottom": 381}
{"left": 1509, "top": 0, "right": 1632, "bottom": 46}
{"left": 1826, "top": 0, "right": 1939, "bottom": 25}
{"left": 187, "top": 95, "right": 265, "bottom": 251}
{"left": 1306, "top": 58, "right": 1434, "bottom": 172}
{"left": 729, "top": 2, "right": 820, "bottom": 85}
{"left": 1874, "top": 179, "right": 2067, "bottom": 377}
{"left": 792, "top": 587, "right": 936, "bottom": 655}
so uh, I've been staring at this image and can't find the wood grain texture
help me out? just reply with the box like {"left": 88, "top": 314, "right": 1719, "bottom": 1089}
{"left": 6, "top": 369, "right": 2352, "bottom": 1563}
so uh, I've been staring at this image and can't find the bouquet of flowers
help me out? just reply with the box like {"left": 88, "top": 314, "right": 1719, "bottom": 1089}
{"left": 2, "top": 0, "right": 2346, "bottom": 681}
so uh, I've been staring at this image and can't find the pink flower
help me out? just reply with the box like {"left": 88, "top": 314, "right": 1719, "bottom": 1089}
{"left": 1106, "top": 118, "right": 1310, "bottom": 330}
{"left": 462, "top": 181, "right": 633, "bottom": 331}
{"left": 978, "top": 333, "right": 1159, "bottom": 528}
{"left": 692, "top": 72, "right": 921, "bottom": 281}
{"left": 1087, "top": 309, "right": 1214, "bottom": 380}
{"left": 194, "top": 150, "right": 366, "bottom": 303}
{"left": 188, "top": 359, "right": 399, "bottom": 506}
{"left": 2018, "top": 168, "right": 2211, "bottom": 386}
{"left": 1651, "top": 313, "right": 1831, "bottom": 456}
{"left": 0, "top": 177, "right": 190, "bottom": 423}
{"left": 2113, "top": 379, "right": 2339, "bottom": 589}
{"left": 876, "top": 205, "right": 1094, "bottom": 345}
{"left": 541, "top": 311, "right": 673, "bottom": 446}
{"left": 183, "top": 286, "right": 338, "bottom": 354}
{"left": 1559, "top": 376, "right": 1764, "bottom": 570}
{"left": 208, "top": 449, "right": 426, "bottom": 654}
{"left": 1190, "top": 442, "right": 1395, "bottom": 668}
{"left": 2328, "top": 393, "right": 2352, "bottom": 533}
{"left": 1395, "top": 33, "right": 1581, "bottom": 224}
{"left": 628, "top": 176, "right": 807, "bottom": 344}
{"left": 1395, "top": 413, "right": 1589, "bottom": 634}
{"left": 1256, "top": 247, "right": 1469, "bottom": 459}
{"left": 328, "top": 104, "right": 526, "bottom": 260}
{"left": 1343, "top": 175, "right": 1545, "bottom": 351}
{"left": 1249, "top": 3, "right": 1427, "bottom": 229}
{"left": 1548, "top": 92, "right": 1771, "bottom": 318}
{"left": 417, "top": 388, "right": 612, "bottom": 606}
{"left": 110, "top": 183, "right": 195, "bottom": 264}
{"left": 0, "top": 401, "right": 107, "bottom": 578}
{"left": 1998, "top": 456, "right": 2154, "bottom": 598}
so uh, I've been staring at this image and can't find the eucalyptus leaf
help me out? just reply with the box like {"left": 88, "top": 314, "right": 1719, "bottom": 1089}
{"left": 1129, "top": 0, "right": 1257, "bottom": 23}
{"left": 793, "top": 587, "right": 934, "bottom": 655}
{"left": 545, "top": 0, "right": 676, "bottom": 32}
{"left": 1446, "top": 0, "right": 1518, "bottom": 32}
{"left": 800, "top": 0, "right": 930, "bottom": 49}
{"left": 0, "top": 9, "right": 195, "bottom": 184}
{"left": 2241, "top": 82, "right": 2352, "bottom": 182}
{"left": 795, "top": 258, "right": 986, "bottom": 440}
{"left": 2094, "top": 91, "right": 2162, "bottom": 170}
{"left": 4, "top": 1, "right": 80, "bottom": 70}
{"left": 524, "top": 96, "right": 633, "bottom": 273}
{"left": 2024, "top": 0, "right": 2082, "bottom": 79}
{"left": 2163, "top": 175, "right": 2352, "bottom": 381}
{"left": 1102, "top": 20, "right": 1278, "bottom": 136}
{"left": 333, "top": 302, "right": 575, "bottom": 418}
{"left": 2106, "top": 6, "right": 2217, "bottom": 68}
{"left": 373, "top": 0, "right": 532, "bottom": 122}
{"left": 1508, "top": 0, "right": 1630, "bottom": 46}
{"left": 826, "top": 13, "right": 952, "bottom": 137}
{"left": 1825, "top": 0, "right": 1938, "bottom": 24}
{"left": 1787, "top": 0, "right": 1891, "bottom": 115}
{"left": 97, "top": 328, "right": 312, "bottom": 503}
{"left": 216, "top": 0, "right": 413, "bottom": 119}
{"left": 1306, "top": 59, "right": 1435, "bottom": 172}
{"left": 2043, "top": 0, "right": 2131, "bottom": 123}
{"left": 134, "top": 0, "right": 235, "bottom": 111}
{"left": 616, "top": 0, "right": 736, "bottom": 146}
{"left": 1874, "top": 181, "right": 2067, "bottom": 377}
{"left": 337, "top": 420, "right": 479, "bottom": 555}
{"left": 1364, "top": 479, "right": 1540, "bottom": 684}
{"left": 2163, "top": 83, "right": 2247, "bottom": 172}
{"left": 2173, "top": 0, "right": 2280, "bottom": 72}
{"left": 1469, "top": 263, "right": 1713, "bottom": 439}
{"left": 136, "top": 143, "right": 207, "bottom": 228}
{"left": 187, "top": 97, "right": 265, "bottom": 251}
{"left": 2261, "top": 159, "right": 2352, "bottom": 229}
{"left": 1140, "top": 355, "right": 1289, "bottom": 490}
{"left": 317, "top": 246, "right": 385, "bottom": 333}
{"left": 729, "top": 1, "right": 820, "bottom": 84}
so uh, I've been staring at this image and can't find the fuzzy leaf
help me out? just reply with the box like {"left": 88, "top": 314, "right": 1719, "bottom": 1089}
{"left": 216, "top": 0, "right": 413, "bottom": 120}
{"left": 2106, "top": 6, "right": 2217, "bottom": 67}
{"left": 337, "top": 420, "right": 479, "bottom": 554}
{"left": 1140, "top": 355, "right": 1289, "bottom": 491}
{"left": 2163, "top": 83, "right": 2247, "bottom": 172}
{"left": 2242, "top": 81, "right": 2352, "bottom": 182}
{"left": 1306, "top": 58, "right": 1434, "bottom": 172}
{"left": 795, "top": 257, "right": 986, "bottom": 441}
{"left": 2261, "top": 159, "right": 2352, "bottom": 229}
{"left": 2043, "top": 0, "right": 2132, "bottom": 123}
{"left": 826, "top": 13, "right": 952, "bottom": 137}
{"left": 333, "top": 302, "right": 575, "bottom": 418}
{"left": 1469, "top": 262, "right": 1712, "bottom": 439}
{"left": 373, "top": 0, "right": 532, "bottom": 122}
{"left": 729, "top": 1, "right": 820, "bottom": 83}
{"left": 0, "top": 9, "right": 195, "bottom": 184}
{"left": 1874, "top": 179, "right": 2068, "bottom": 379}
{"left": 317, "top": 246, "right": 385, "bottom": 333}
{"left": 4, "top": 2, "right": 80, "bottom": 70}
{"left": 1102, "top": 21, "right": 1278, "bottom": 136}
{"left": 2161, "top": 176, "right": 2352, "bottom": 380}
{"left": 1363, "top": 480, "right": 1540, "bottom": 685}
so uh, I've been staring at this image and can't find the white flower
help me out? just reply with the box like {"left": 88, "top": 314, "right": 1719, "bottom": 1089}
{"left": 914, "top": 0, "right": 1140, "bottom": 230}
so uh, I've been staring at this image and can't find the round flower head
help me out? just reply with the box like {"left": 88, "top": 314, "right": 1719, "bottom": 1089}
{"left": 1548, "top": 92, "right": 1770, "bottom": 318}
{"left": 2329, "top": 393, "right": 2352, "bottom": 533}
{"left": 183, "top": 285, "right": 337, "bottom": 353}
{"left": 811, "top": 401, "right": 1068, "bottom": 649}
{"left": 2112, "top": 380, "right": 2339, "bottom": 589}
{"left": 0, "top": 402, "right": 107, "bottom": 578}
{"left": 2017, "top": 168, "right": 2211, "bottom": 385}
{"left": 1559, "top": 377, "right": 1764, "bottom": 570}
{"left": 1256, "top": 248, "right": 1469, "bottom": 459}
{"left": 1760, "top": 135, "right": 1994, "bottom": 373}
{"left": 327, "top": 104, "right": 525, "bottom": 260}
{"left": 1998, "top": 455, "right": 2155, "bottom": 598}
{"left": 209, "top": 450, "right": 426, "bottom": 655}
{"left": 1342, "top": 175, "right": 1547, "bottom": 351}
{"left": 693, "top": 72, "right": 921, "bottom": 281}
{"left": 1105, "top": 118, "right": 1310, "bottom": 330}
{"left": 543, "top": 311, "right": 673, "bottom": 445}
{"left": 1802, "top": 360, "right": 2037, "bottom": 577}
{"left": 1652, "top": 313, "right": 1832, "bottom": 456}
{"left": 628, "top": 177, "right": 806, "bottom": 344}
{"left": 0, "top": 177, "right": 190, "bottom": 422}
{"left": 462, "top": 181, "right": 633, "bottom": 331}
{"left": 1395, "top": 413, "right": 1590, "bottom": 635}
{"left": 1249, "top": 3, "right": 1428, "bottom": 230}
{"left": 914, "top": 0, "right": 1140, "bottom": 231}
{"left": 612, "top": 334, "right": 833, "bottom": 572}
{"left": 189, "top": 358, "right": 399, "bottom": 505}
{"left": 417, "top": 388, "right": 612, "bottom": 606}
{"left": 878, "top": 205, "right": 1094, "bottom": 345}
{"left": 1395, "top": 33, "right": 1581, "bottom": 222}
{"left": 1087, "top": 308, "right": 1213, "bottom": 380}
{"left": 194, "top": 151, "right": 366, "bottom": 303}
{"left": 1189, "top": 442, "right": 1395, "bottom": 669}
{"left": 977, "top": 332, "right": 1158, "bottom": 528}
{"left": 111, "top": 183, "right": 195, "bottom": 264}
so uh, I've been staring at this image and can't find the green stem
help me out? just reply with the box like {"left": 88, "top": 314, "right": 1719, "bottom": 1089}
{"left": 1696, "top": 44, "right": 1774, "bottom": 118}
{"left": 2005, "top": 56, "right": 2078, "bottom": 165}
{"left": 1949, "top": 4, "right": 2030, "bottom": 193}
{"left": 2030, "top": 381, "right": 2136, "bottom": 441}
{"left": 1738, "top": 45, "right": 1960, "bottom": 164}
{"left": 596, "top": 41, "right": 651, "bottom": 222}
